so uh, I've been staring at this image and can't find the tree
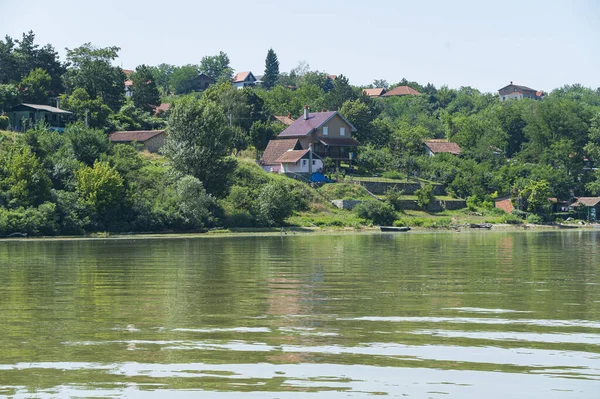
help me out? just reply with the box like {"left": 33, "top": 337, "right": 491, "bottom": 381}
{"left": 75, "top": 160, "right": 124, "bottom": 224}
{"left": 249, "top": 120, "right": 277, "bottom": 158}
{"left": 518, "top": 179, "right": 552, "bottom": 216}
{"left": 63, "top": 43, "right": 125, "bottom": 111}
{"left": 0, "top": 84, "right": 19, "bottom": 112}
{"left": 19, "top": 68, "right": 51, "bottom": 104}
{"left": 149, "top": 63, "right": 175, "bottom": 95}
{"left": 372, "top": 79, "right": 389, "bottom": 89}
{"left": 354, "top": 201, "right": 396, "bottom": 226}
{"left": 66, "top": 125, "right": 112, "bottom": 166}
{"left": 326, "top": 74, "right": 356, "bottom": 110}
{"left": 415, "top": 184, "right": 436, "bottom": 209}
{"left": 256, "top": 180, "right": 294, "bottom": 226}
{"left": 163, "top": 96, "right": 237, "bottom": 197}
{"left": 200, "top": 51, "right": 233, "bottom": 83}
{"left": 170, "top": 64, "right": 201, "bottom": 94}
{"left": 262, "top": 48, "right": 280, "bottom": 90}
{"left": 62, "top": 88, "right": 112, "bottom": 129}
{"left": 176, "top": 175, "right": 215, "bottom": 229}
{"left": 132, "top": 64, "right": 160, "bottom": 113}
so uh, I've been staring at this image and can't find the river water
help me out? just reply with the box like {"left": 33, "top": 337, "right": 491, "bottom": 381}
{"left": 0, "top": 231, "right": 599, "bottom": 398}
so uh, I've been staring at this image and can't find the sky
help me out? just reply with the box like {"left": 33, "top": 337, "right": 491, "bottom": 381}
{"left": 1, "top": 0, "right": 599, "bottom": 93}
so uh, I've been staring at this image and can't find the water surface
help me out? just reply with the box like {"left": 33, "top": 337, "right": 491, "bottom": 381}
{"left": 0, "top": 231, "right": 599, "bottom": 397}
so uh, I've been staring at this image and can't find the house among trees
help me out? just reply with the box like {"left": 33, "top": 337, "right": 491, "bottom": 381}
{"left": 7, "top": 103, "right": 72, "bottom": 131}
{"left": 108, "top": 130, "right": 167, "bottom": 153}
{"left": 424, "top": 139, "right": 462, "bottom": 156}
{"left": 195, "top": 72, "right": 215, "bottom": 90}
{"left": 124, "top": 69, "right": 134, "bottom": 97}
{"left": 271, "top": 113, "right": 295, "bottom": 126}
{"left": 382, "top": 86, "right": 421, "bottom": 97}
{"left": 363, "top": 88, "right": 387, "bottom": 97}
{"left": 232, "top": 72, "right": 257, "bottom": 89}
{"left": 571, "top": 197, "right": 600, "bottom": 221}
{"left": 261, "top": 106, "right": 358, "bottom": 173}
{"left": 498, "top": 82, "right": 544, "bottom": 102}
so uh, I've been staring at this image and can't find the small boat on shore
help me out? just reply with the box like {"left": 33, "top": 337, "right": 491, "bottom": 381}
{"left": 469, "top": 223, "right": 492, "bottom": 229}
{"left": 380, "top": 226, "right": 411, "bottom": 232}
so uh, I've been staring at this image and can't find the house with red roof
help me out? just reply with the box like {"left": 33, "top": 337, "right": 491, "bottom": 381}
{"left": 424, "top": 139, "right": 462, "bottom": 156}
{"left": 108, "top": 130, "right": 166, "bottom": 153}
{"left": 382, "top": 86, "right": 421, "bottom": 97}
{"left": 363, "top": 88, "right": 387, "bottom": 97}
{"left": 498, "top": 82, "right": 543, "bottom": 102}
{"left": 261, "top": 106, "right": 358, "bottom": 173}
{"left": 232, "top": 71, "right": 257, "bottom": 89}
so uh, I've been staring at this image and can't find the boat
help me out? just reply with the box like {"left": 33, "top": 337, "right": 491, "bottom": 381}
{"left": 469, "top": 223, "right": 492, "bottom": 229}
{"left": 380, "top": 226, "right": 411, "bottom": 232}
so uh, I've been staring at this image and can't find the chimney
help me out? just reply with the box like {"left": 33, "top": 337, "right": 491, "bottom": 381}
{"left": 304, "top": 105, "right": 309, "bottom": 120}
{"left": 510, "top": 81, "right": 513, "bottom": 85}
{"left": 55, "top": 97, "right": 60, "bottom": 109}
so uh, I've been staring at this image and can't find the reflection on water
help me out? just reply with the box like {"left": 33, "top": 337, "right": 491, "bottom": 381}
{"left": 0, "top": 231, "right": 599, "bottom": 398}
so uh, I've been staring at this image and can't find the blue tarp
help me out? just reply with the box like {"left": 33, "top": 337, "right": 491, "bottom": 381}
{"left": 310, "top": 172, "right": 330, "bottom": 183}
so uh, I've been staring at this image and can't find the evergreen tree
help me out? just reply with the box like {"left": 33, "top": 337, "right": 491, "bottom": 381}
{"left": 262, "top": 48, "right": 280, "bottom": 90}
{"left": 132, "top": 64, "right": 160, "bottom": 113}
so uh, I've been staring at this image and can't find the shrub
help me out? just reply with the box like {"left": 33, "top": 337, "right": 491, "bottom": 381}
{"left": 526, "top": 213, "right": 544, "bottom": 224}
{"left": 415, "top": 184, "right": 436, "bottom": 209}
{"left": 466, "top": 195, "right": 480, "bottom": 211}
{"left": 256, "top": 180, "right": 294, "bottom": 226}
{"left": 382, "top": 171, "right": 404, "bottom": 180}
{"left": 393, "top": 219, "right": 408, "bottom": 227}
{"left": 502, "top": 213, "right": 523, "bottom": 224}
{"left": 0, "top": 115, "right": 9, "bottom": 129}
{"left": 354, "top": 201, "right": 396, "bottom": 226}
{"left": 385, "top": 188, "right": 404, "bottom": 211}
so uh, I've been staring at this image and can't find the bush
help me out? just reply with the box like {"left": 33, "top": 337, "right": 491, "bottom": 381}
{"left": 415, "top": 184, "right": 436, "bottom": 209}
{"left": 502, "top": 213, "right": 523, "bottom": 224}
{"left": 256, "top": 180, "right": 294, "bottom": 226}
{"left": 526, "top": 213, "right": 544, "bottom": 224}
{"left": 354, "top": 201, "right": 396, "bottom": 226}
{"left": 0, "top": 115, "right": 9, "bottom": 129}
{"left": 385, "top": 188, "right": 404, "bottom": 211}
{"left": 466, "top": 195, "right": 480, "bottom": 211}
{"left": 382, "top": 171, "right": 404, "bottom": 180}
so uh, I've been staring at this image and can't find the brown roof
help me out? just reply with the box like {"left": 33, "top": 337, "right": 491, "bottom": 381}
{"left": 363, "top": 88, "right": 386, "bottom": 97}
{"left": 124, "top": 79, "right": 133, "bottom": 87}
{"left": 275, "top": 149, "right": 310, "bottom": 164}
{"left": 232, "top": 71, "right": 255, "bottom": 83}
{"left": 425, "top": 139, "right": 462, "bottom": 155}
{"left": 261, "top": 139, "right": 301, "bottom": 165}
{"left": 572, "top": 197, "right": 600, "bottom": 207}
{"left": 154, "top": 103, "right": 171, "bottom": 115}
{"left": 382, "top": 86, "right": 421, "bottom": 97}
{"left": 109, "top": 130, "right": 165, "bottom": 143}
{"left": 123, "top": 69, "right": 134, "bottom": 76}
{"left": 273, "top": 115, "right": 295, "bottom": 126}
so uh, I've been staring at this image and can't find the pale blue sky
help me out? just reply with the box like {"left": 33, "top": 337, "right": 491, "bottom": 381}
{"left": 1, "top": 0, "right": 598, "bottom": 92}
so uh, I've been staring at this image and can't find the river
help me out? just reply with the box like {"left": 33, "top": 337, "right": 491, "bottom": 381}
{"left": 0, "top": 231, "right": 599, "bottom": 398}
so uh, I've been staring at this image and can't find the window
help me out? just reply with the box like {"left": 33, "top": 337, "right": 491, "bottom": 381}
{"left": 514, "top": 88, "right": 518, "bottom": 92}
{"left": 340, "top": 127, "right": 345, "bottom": 136}
{"left": 302, "top": 159, "right": 307, "bottom": 167}
{"left": 323, "top": 126, "right": 328, "bottom": 136}
{"left": 312, "top": 160, "right": 316, "bottom": 165}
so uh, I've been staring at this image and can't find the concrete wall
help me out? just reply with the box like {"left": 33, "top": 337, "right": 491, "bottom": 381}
{"left": 144, "top": 133, "right": 166, "bottom": 153}
{"left": 331, "top": 200, "right": 363, "bottom": 210}
{"left": 332, "top": 199, "right": 466, "bottom": 212}
{"left": 282, "top": 159, "right": 323, "bottom": 174}
{"left": 358, "top": 181, "right": 446, "bottom": 196}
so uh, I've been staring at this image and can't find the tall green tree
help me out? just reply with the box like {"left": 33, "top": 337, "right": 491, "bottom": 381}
{"left": 149, "top": 63, "right": 175, "bottom": 95}
{"left": 19, "top": 68, "right": 51, "bottom": 104}
{"left": 262, "top": 48, "right": 280, "bottom": 90}
{"left": 163, "top": 96, "right": 237, "bottom": 197}
{"left": 170, "top": 64, "right": 201, "bottom": 94}
{"left": 200, "top": 51, "right": 233, "bottom": 83}
{"left": 132, "top": 64, "right": 160, "bottom": 113}
{"left": 63, "top": 43, "right": 125, "bottom": 111}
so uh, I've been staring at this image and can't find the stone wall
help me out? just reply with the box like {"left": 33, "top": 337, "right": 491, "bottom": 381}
{"left": 332, "top": 199, "right": 466, "bottom": 212}
{"left": 331, "top": 200, "right": 363, "bottom": 210}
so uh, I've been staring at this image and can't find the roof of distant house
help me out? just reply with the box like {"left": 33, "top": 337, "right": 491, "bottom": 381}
{"left": 154, "top": 103, "right": 171, "bottom": 115}
{"left": 10, "top": 103, "right": 72, "bottom": 114}
{"left": 232, "top": 71, "right": 255, "bottom": 83}
{"left": 275, "top": 149, "right": 312, "bottom": 164}
{"left": 363, "top": 88, "right": 386, "bottom": 97}
{"left": 572, "top": 197, "right": 600, "bottom": 207}
{"left": 109, "top": 130, "right": 165, "bottom": 143}
{"left": 261, "top": 139, "right": 301, "bottom": 165}
{"left": 425, "top": 139, "right": 462, "bottom": 155}
{"left": 326, "top": 74, "right": 337, "bottom": 80}
{"left": 124, "top": 79, "right": 133, "bottom": 87}
{"left": 498, "top": 83, "right": 537, "bottom": 91}
{"left": 273, "top": 114, "right": 295, "bottom": 126}
{"left": 382, "top": 85, "right": 421, "bottom": 97}
{"left": 123, "top": 69, "right": 134, "bottom": 76}
{"left": 278, "top": 111, "right": 357, "bottom": 138}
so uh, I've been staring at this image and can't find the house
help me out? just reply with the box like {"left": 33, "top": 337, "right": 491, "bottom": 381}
{"left": 154, "top": 103, "right": 171, "bottom": 117}
{"left": 270, "top": 113, "right": 295, "bottom": 126}
{"left": 498, "top": 82, "right": 542, "bottom": 102}
{"left": 274, "top": 106, "right": 358, "bottom": 164}
{"left": 571, "top": 197, "right": 600, "bottom": 221}
{"left": 232, "top": 72, "right": 257, "bottom": 89}
{"left": 424, "top": 139, "right": 462, "bottom": 156}
{"left": 7, "top": 103, "right": 72, "bottom": 131}
{"left": 363, "top": 88, "right": 387, "bottom": 97}
{"left": 494, "top": 195, "right": 515, "bottom": 214}
{"left": 275, "top": 148, "right": 323, "bottom": 175}
{"left": 382, "top": 86, "right": 421, "bottom": 97}
{"left": 123, "top": 69, "right": 134, "bottom": 98}
{"left": 108, "top": 130, "right": 166, "bottom": 153}
{"left": 261, "top": 139, "right": 302, "bottom": 173}
{"left": 195, "top": 73, "right": 215, "bottom": 90}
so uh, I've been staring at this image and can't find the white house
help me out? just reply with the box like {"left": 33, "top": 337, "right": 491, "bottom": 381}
{"left": 232, "top": 71, "right": 257, "bottom": 89}
{"left": 274, "top": 148, "right": 323, "bottom": 174}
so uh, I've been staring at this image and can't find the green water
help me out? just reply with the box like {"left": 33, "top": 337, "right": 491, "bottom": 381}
{"left": 0, "top": 231, "right": 599, "bottom": 398}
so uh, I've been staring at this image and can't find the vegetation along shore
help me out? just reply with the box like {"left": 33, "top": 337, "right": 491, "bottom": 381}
{"left": 1, "top": 31, "right": 600, "bottom": 237}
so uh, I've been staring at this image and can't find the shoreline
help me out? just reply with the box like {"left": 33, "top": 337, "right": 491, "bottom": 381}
{"left": 0, "top": 223, "right": 598, "bottom": 242}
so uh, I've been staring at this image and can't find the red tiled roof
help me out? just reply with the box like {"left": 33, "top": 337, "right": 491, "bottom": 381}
{"left": 123, "top": 69, "right": 134, "bottom": 76}
{"left": 154, "top": 103, "right": 171, "bottom": 115}
{"left": 275, "top": 149, "right": 310, "bottom": 164}
{"left": 363, "top": 88, "right": 386, "bottom": 97}
{"left": 124, "top": 79, "right": 133, "bottom": 87}
{"left": 318, "top": 137, "right": 359, "bottom": 146}
{"left": 425, "top": 139, "right": 462, "bottom": 155}
{"left": 232, "top": 71, "right": 254, "bottom": 83}
{"left": 261, "top": 139, "right": 301, "bottom": 165}
{"left": 273, "top": 115, "right": 295, "bottom": 126}
{"left": 572, "top": 197, "right": 600, "bottom": 207}
{"left": 382, "top": 86, "right": 421, "bottom": 97}
{"left": 278, "top": 111, "right": 356, "bottom": 138}
{"left": 109, "top": 130, "right": 165, "bottom": 143}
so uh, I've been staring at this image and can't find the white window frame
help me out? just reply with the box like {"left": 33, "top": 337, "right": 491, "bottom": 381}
{"left": 301, "top": 159, "right": 307, "bottom": 167}
{"left": 340, "top": 127, "right": 345, "bottom": 136}
{"left": 323, "top": 126, "right": 328, "bottom": 136}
